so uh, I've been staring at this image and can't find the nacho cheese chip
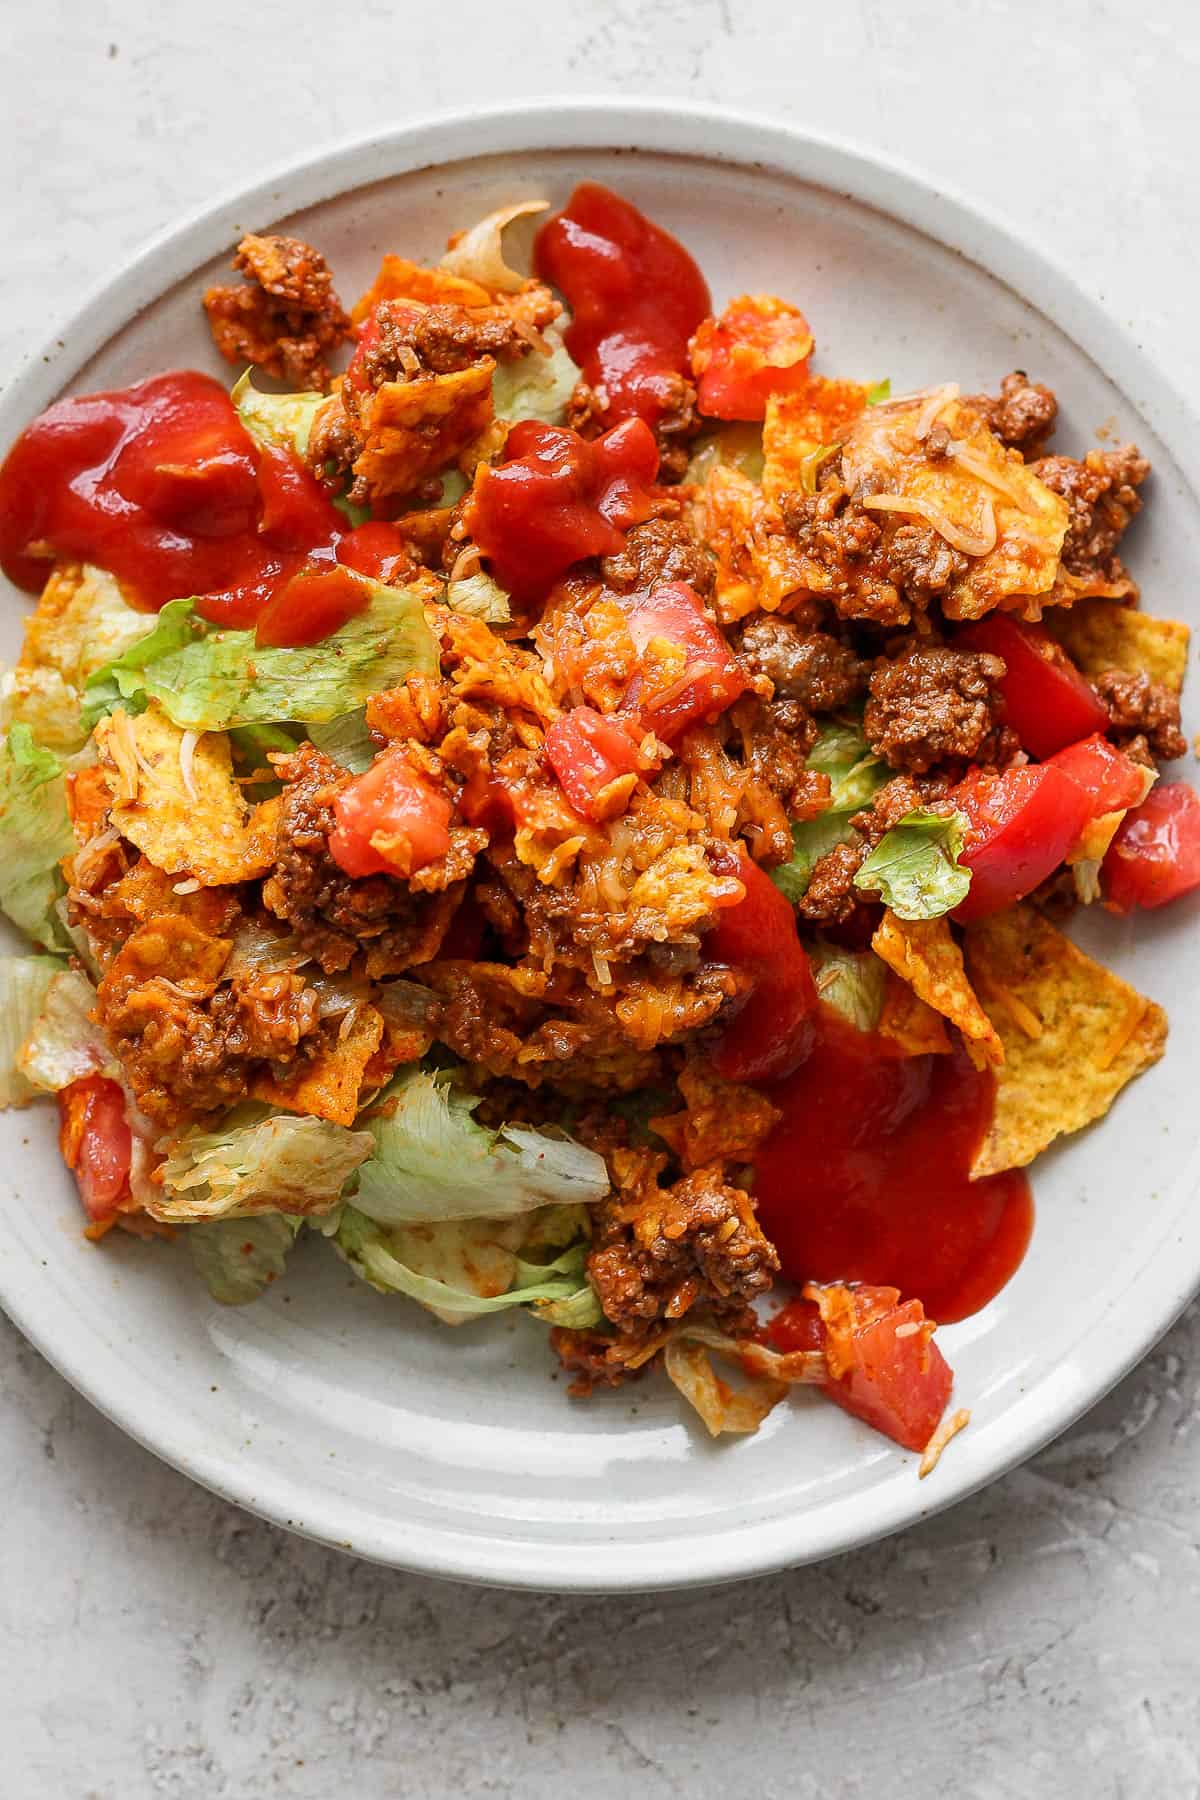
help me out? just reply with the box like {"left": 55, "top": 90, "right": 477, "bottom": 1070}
{"left": 872, "top": 910, "right": 1003, "bottom": 1069}
{"left": 762, "top": 376, "right": 869, "bottom": 499}
{"left": 1045, "top": 599, "right": 1190, "bottom": 693}
{"left": 94, "top": 704, "right": 279, "bottom": 886}
{"left": 877, "top": 970, "right": 952, "bottom": 1056}
{"left": 253, "top": 1003, "right": 385, "bottom": 1127}
{"left": 353, "top": 363, "right": 496, "bottom": 502}
{"left": 963, "top": 903, "right": 1167, "bottom": 1176}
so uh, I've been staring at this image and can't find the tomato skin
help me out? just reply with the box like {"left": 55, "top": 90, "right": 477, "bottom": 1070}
{"left": 468, "top": 417, "right": 661, "bottom": 604}
{"left": 951, "top": 764, "right": 1091, "bottom": 922}
{"left": 545, "top": 706, "right": 642, "bottom": 819}
{"left": 806, "top": 1283, "right": 953, "bottom": 1454}
{"left": 690, "top": 294, "right": 814, "bottom": 421}
{"left": 329, "top": 748, "right": 452, "bottom": 879}
{"left": 621, "top": 580, "right": 747, "bottom": 742}
{"left": 1047, "top": 732, "right": 1148, "bottom": 817}
{"left": 1102, "top": 782, "right": 1200, "bottom": 913}
{"left": 58, "top": 1077, "right": 132, "bottom": 1223}
{"left": 254, "top": 565, "right": 370, "bottom": 648}
{"left": 956, "top": 615, "right": 1108, "bottom": 758}
{"left": 707, "top": 854, "right": 818, "bottom": 1082}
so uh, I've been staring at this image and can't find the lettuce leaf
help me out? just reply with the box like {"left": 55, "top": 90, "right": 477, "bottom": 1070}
{"left": 0, "top": 726, "right": 75, "bottom": 950}
{"left": 491, "top": 330, "right": 580, "bottom": 426}
{"left": 17, "top": 966, "right": 116, "bottom": 1094}
{"left": 808, "top": 942, "right": 886, "bottom": 1032}
{"left": 232, "top": 370, "right": 326, "bottom": 459}
{"left": 854, "top": 810, "right": 971, "bottom": 920}
{"left": 306, "top": 709, "right": 376, "bottom": 773}
{"left": 156, "top": 1106, "right": 375, "bottom": 1222}
{"left": 0, "top": 955, "right": 64, "bottom": 1107}
{"left": 685, "top": 423, "right": 765, "bottom": 485}
{"left": 771, "top": 720, "right": 888, "bottom": 906}
{"left": 188, "top": 1212, "right": 303, "bottom": 1304}
{"left": 334, "top": 1205, "right": 598, "bottom": 1325}
{"left": 354, "top": 1067, "right": 610, "bottom": 1226}
{"left": 866, "top": 378, "right": 892, "bottom": 406}
{"left": 84, "top": 582, "right": 439, "bottom": 732}
{"left": 446, "top": 570, "right": 511, "bottom": 623}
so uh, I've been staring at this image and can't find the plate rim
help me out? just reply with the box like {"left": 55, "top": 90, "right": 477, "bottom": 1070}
{"left": 3, "top": 97, "right": 1199, "bottom": 1592}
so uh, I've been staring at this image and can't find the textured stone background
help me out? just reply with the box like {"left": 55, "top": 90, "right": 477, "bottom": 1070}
{"left": 3, "top": 4, "right": 1200, "bottom": 1795}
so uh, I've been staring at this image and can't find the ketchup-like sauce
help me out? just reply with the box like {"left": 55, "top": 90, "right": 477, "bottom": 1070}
{"left": 468, "top": 415, "right": 662, "bottom": 602}
{"left": 0, "top": 369, "right": 410, "bottom": 645}
{"left": 753, "top": 1008, "right": 1033, "bottom": 1324}
{"left": 535, "top": 183, "right": 711, "bottom": 430}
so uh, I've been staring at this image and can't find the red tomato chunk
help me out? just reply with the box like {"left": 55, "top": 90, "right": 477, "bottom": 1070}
{"left": 690, "top": 294, "right": 814, "bottom": 421}
{"left": 329, "top": 748, "right": 452, "bottom": 879}
{"left": 1047, "top": 732, "right": 1149, "bottom": 817}
{"left": 808, "top": 1283, "right": 954, "bottom": 1454}
{"left": 545, "top": 707, "right": 642, "bottom": 820}
{"left": 58, "top": 1077, "right": 132, "bottom": 1223}
{"left": 706, "top": 853, "right": 818, "bottom": 1082}
{"left": 620, "top": 580, "right": 747, "bottom": 741}
{"left": 956, "top": 615, "right": 1108, "bottom": 758}
{"left": 952, "top": 764, "right": 1091, "bottom": 922}
{"left": 1103, "top": 781, "right": 1200, "bottom": 913}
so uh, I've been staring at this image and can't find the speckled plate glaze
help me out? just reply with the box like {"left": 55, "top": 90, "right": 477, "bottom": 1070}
{"left": 2, "top": 102, "right": 1198, "bottom": 1592}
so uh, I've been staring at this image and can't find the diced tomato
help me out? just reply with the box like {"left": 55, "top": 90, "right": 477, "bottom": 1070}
{"left": 467, "top": 417, "right": 662, "bottom": 604}
{"left": 545, "top": 706, "right": 642, "bottom": 820}
{"left": 58, "top": 1077, "right": 132, "bottom": 1224}
{"left": 706, "top": 853, "right": 818, "bottom": 1082}
{"left": 956, "top": 615, "right": 1108, "bottom": 758}
{"left": 690, "top": 294, "right": 814, "bottom": 421}
{"left": 951, "top": 763, "right": 1091, "bottom": 922}
{"left": 620, "top": 580, "right": 747, "bottom": 742}
{"left": 254, "top": 565, "right": 371, "bottom": 648}
{"left": 1047, "top": 732, "right": 1149, "bottom": 818}
{"left": 806, "top": 1282, "right": 953, "bottom": 1454}
{"left": 1102, "top": 781, "right": 1200, "bottom": 913}
{"left": 329, "top": 747, "right": 452, "bottom": 879}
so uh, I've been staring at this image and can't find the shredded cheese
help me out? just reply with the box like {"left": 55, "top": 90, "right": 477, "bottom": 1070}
{"left": 919, "top": 1407, "right": 971, "bottom": 1478}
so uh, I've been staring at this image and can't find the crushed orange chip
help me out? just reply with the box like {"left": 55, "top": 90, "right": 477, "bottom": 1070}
{"left": 963, "top": 903, "right": 1166, "bottom": 1176}
{"left": 872, "top": 911, "right": 1003, "bottom": 1069}
{"left": 877, "top": 970, "right": 952, "bottom": 1056}
{"left": 699, "top": 463, "right": 812, "bottom": 622}
{"left": 253, "top": 1004, "right": 385, "bottom": 1127}
{"left": 353, "top": 363, "right": 496, "bottom": 502}
{"left": 1045, "top": 599, "right": 1190, "bottom": 693}
{"left": 351, "top": 253, "right": 492, "bottom": 325}
{"left": 94, "top": 705, "right": 279, "bottom": 887}
{"left": 762, "top": 375, "right": 869, "bottom": 499}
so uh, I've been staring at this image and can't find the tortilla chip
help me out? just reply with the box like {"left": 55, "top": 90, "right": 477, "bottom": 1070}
{"left": 963, "top": 903, "right": 1167, "bottom": 1176}
{"left": 253, "top": 1004, "right": 385, "bottom": 1127}
{"left": 353, "top": 362, "right": 496, "bottom": 501}
{"left": 699, "top": 464, "right": 813, "bottom": 622}
{"left": 94, "top": 705, "right": 279, "bottom": 887}
{"left": 102, "top": 913, "right": 232, "bottom": 999}
{"left": 841, "top": 396, "right": 1069, "bottom": 620}
{"left": 351, "top": 253, "right": 493, "bottom": 325}
{"left": 872, "top": 911, "right": 1003, "bottom": 1069}
{"left": 877, "top": 970, "right": 952, "bottom": 1056}
{"left": 762, "top": 376, "right": 869, "bottom": 499}
{"left": 1045, "top": 599, "right": 1190, "bottom": 693}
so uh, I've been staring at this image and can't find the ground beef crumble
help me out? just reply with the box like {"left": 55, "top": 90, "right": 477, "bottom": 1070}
{"left": 1093, "top": 668, "right": 1186, "bottom": 761}
{"left": 966, "top": 370, "right": 1059, "bottom": 456}
{"left": 736, "top": 617, "right": 868, "bottom": 712}
{"left": 600, "top": 515, "right": 716, "bottom": 598}
{"left": 1031, "top": 446, "right": 1149, "bottom": 590}
{"left": 203, "top": 233, "right": 351, "bottom": 391}
{"left": 864, "top": 644, "right": 1013, "bottom": 773}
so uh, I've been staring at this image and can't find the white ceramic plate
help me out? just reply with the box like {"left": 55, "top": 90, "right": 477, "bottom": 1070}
{"left": 3, "top": 102, "right": 1199, "bottom": 1593}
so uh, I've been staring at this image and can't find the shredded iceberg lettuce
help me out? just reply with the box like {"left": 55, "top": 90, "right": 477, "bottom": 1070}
{"left": 306, "top": 709, "right": 376, "bottom": 773}
{"left": 771, "top": 719, "right": 888, "bottom": 906}
{"left": 492, "top": 330, "right": 580, "bottom": 427}
{"left": 808, "top": 942, "right": 887, "bottom": 1032}
{"left": 353, "top": 1067, "right": 610, "bottom": 1226}
{"left": 446, "top": 570, "right": 511, "bottom": 624}
{"left": 17, "top": 966, "right": 115, "bottom": 1093}
{"left": 0, "top": 726, "right": 75, "bottom": 950}
{"left": 84, "top": 583, "right": 438, "bottom": 733}
{"left": 335, "top": 1206, "right": 598, "bottom": 1326}
{"left": 1, "top": 565, "right": 155, "bottom": 753}
{"left": 232, "top": 369, "right": 326, "bottom": 459}
{"left": 0, "top": 955, "right": 64, "bottom": 1107}
{"left": 188, "top": 1212, "right": 303, "bottom": 1304}
{"left": 156, "top": 1107, "right": 375, "bottom": 1222}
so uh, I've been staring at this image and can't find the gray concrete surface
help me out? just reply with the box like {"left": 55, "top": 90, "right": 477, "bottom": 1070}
{"left": 3, "top": 3, "right": 1200, "bottom": 1794}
